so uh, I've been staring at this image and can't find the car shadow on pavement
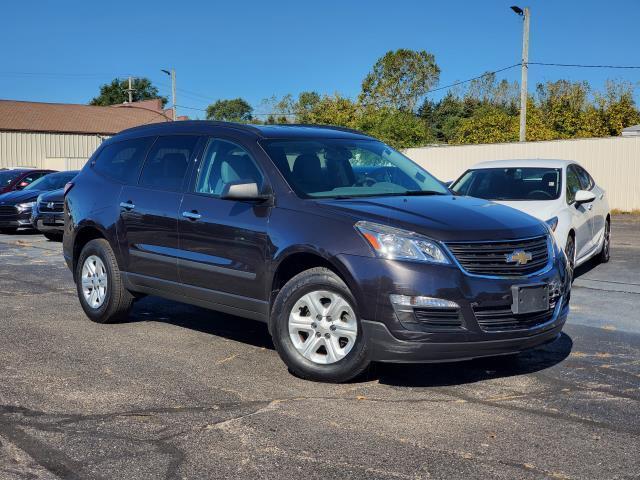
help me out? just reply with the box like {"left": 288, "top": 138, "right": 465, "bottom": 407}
{"left": 128, "top": 296, "right": 572, "bottom": 387}
{"left": 368, "top": 332, "right": 573, "bottom": 387}
{"left": 129, "top": 296, "right": 275, "bottom": 350}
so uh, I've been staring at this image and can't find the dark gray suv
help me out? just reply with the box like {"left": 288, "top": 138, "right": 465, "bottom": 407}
{"left": 63, "top": 121, "right": 571, "bottom": 382}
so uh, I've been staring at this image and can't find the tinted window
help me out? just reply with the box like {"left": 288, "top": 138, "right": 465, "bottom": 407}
{"left": 139, "top": 135, "right": 199, "bottom": 191}
{"left": 566, "top": 166, "right": 582, "bottom": 204}
{"left": 0, "top": 170, "right": 23, "bottom": 186}
{"left": 194, "top": 139, "right": 263, "bottom": 197}
{"left": 16, "top": 172, "right": 48, "bottom": 189}
{"left": 261, "top": 139, "right": 446, "bottom": 198}
{"left": 451, "top": 167, "right": 562, "bottom": 201}
{"left": 24, "top": 171, "right": 77, "bottom": 191}
{"left": 93, "top": 138, "right": 154, "bottom": 184}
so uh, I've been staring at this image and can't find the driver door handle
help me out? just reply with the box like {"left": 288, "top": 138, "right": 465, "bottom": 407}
{"left": 182, "top": 210, "right": 202, "bottom": 221}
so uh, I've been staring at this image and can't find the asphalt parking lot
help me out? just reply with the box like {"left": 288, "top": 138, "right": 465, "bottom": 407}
{"left": 0, "top": 216, "right": 639, "bottom": 480}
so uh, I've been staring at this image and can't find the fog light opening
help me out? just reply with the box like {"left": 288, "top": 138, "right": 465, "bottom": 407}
{"left": 389, "top": 294, "right": 459, "bottom": 309}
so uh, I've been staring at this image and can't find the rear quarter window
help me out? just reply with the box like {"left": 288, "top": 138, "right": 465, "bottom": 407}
{"left": 92, "top": 137, "right": 154, "bottom": 184}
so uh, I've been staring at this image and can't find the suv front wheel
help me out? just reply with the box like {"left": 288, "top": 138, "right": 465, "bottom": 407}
{"left": 271, "top": 267, "right": 370, "bottom": 382}
{"left": 75, "top": 238, "right": 134, "bottom": 323}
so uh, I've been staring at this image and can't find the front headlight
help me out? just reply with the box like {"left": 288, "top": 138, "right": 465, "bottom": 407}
{"left": 355, "top": 221, "right": 450, "bottom": 264}
{"left": 16, "top": 201, "right": 36, "bottom": 212}
{"left": 545, "top": 216, "right": 559, "bottom": 232}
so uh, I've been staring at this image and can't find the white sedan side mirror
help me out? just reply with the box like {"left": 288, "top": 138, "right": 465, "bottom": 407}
{"left": 574, "top": 190, "right": 596, "bottom": 205}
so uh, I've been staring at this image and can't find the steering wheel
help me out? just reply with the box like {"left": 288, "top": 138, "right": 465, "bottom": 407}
{"left": 356, "top": 177, "right": 378, "bottom": 187}
{"left": 527, "top": 190, "right": 554, "bottom": 199}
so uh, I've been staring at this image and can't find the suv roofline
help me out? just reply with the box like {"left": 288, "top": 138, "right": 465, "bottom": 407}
{"left": 114, "top": 120, "right": 372, "bottom": 141}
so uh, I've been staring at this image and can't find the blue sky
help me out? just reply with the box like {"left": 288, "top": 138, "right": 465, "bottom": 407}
{"left": 1, "top": 0, "right": 638, "bottom": 118}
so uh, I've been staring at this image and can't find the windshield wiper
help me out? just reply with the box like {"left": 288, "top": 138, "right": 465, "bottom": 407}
{"left": 400, "top": 190, "right": 448, "bottom": 196}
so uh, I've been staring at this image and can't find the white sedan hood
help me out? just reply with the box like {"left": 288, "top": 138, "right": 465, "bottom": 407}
{"left": 491, "top": 200, "right": 559, "bottom": 223}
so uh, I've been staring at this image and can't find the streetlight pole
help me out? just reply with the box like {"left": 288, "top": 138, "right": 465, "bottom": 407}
{"left": 511, "top": 6, "right": 530, "bottom": 142}
{"left": 161, "top": 69, "right": 177, "bottom": 121}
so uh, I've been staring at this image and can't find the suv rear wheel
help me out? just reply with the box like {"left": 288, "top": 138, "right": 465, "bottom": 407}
{"left": 75, "top": 239, "right": 134, "bottom": 323}
{"left": 271, "top": 267, "right": 369, "bottom": 383}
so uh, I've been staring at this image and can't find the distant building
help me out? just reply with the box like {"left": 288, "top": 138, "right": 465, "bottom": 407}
{"left": 0, "top": 99, "right": 181, "bottom": 170}
{"left": 621, "top": 124, "right": 640, "bottom": 137}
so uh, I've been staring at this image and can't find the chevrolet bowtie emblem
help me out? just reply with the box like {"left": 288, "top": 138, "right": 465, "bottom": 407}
{"left": 505, "top": 249, "right": 532, "bottom": 265}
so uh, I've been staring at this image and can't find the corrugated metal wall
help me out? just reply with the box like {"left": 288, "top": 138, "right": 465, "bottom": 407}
{"left": 405, "top": 136, "right": 640, "bottom": 211}
{"left": 0, "top": 131, "right": 106, "bottom": 170}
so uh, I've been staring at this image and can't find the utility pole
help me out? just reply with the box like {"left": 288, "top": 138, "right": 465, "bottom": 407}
{"left": 511, "top": 6, "right": 530, "bottom": 142}
{"left": 161, "top": 69, "right": 177, "bottom": 120}
{"left": 125, "top": 76, "right": 135, "bottom": 103}
{"left": 171, "top": 69, "right": 177, "bottom": 120}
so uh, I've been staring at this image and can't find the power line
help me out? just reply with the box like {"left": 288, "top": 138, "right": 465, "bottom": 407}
{"left": 423, "top": 63, "right": 522, "bottom": 95}
{"left": 529, "top": 62, "right": 640, "bottom": 69}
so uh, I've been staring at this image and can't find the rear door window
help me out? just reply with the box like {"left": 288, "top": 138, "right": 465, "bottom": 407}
{"left": 92, "top": 137, "right": 154, "bottom": 184}
{"left": 139, "top": 135, "right": 200, "bottom": 191}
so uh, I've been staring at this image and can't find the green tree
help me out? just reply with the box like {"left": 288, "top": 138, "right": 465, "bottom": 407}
{"left": 206, "top": 98, "right": 253, "bottom": 122}
{"left": 360, "top": 49, "right": 440, "bottom": 112}
{"left": 594, "top": 80, "right": 640, "bottom": 136}
{"left": 90, "top": 78, "right": 167, "bottom": 106}
{"left": 453, "top": 105, "right": 518, "bottom": 144}
{"left": 355, "top": 106, "right": 433, "bottom": 149}
{"left": 536, "top": 80, "right": 591, "bottom": 138}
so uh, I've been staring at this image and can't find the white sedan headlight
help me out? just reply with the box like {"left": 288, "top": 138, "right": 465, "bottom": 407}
{"left": 355, "top": 221, "right": 450, "bottom": 264}
{"left": 16, "top": 201, "right": 36, "bottom": 212}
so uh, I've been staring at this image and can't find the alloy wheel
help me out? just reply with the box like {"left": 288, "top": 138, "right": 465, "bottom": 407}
{"left": 81, "top": 255, "right": 108, "bottom": 309}
{"left": 288, "top": 290, "right": 358, "bottom": 365}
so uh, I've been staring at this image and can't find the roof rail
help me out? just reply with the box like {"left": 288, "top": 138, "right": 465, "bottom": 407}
{"left": 273, "top": 123, "right": 369, "bottom": 136}
{"left": 118, "top": 119, "right": 263, "bottom": 135}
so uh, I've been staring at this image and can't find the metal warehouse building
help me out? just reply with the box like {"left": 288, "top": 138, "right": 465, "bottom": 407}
{"left": 0, "top": 99, "right": 173, "bottom": 171}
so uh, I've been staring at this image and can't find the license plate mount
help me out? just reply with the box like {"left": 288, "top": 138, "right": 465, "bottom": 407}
{"left": 511, "top": 284, "right": 549, "bottom": 314}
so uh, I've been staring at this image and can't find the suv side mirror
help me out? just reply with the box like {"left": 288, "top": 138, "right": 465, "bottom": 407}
{"left": 574, "top": 189, "right": 596, "bottom": 205}
{"left": 221, "top": 181, "right": 272, "bottom": 202}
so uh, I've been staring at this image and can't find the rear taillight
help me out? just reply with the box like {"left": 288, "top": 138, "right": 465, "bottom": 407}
{"left": 63, "top": 182, "right": 74, "bottom": 196}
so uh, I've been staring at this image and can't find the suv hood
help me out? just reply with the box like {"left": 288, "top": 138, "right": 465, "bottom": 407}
{"left": 39, "top": 188, "right": 65, "bottom": 202}
{"left": 0, "top": 189, "right": 41, "bottom": 205}
{"left": 314, "top": 195, "right": 547, "bottom": 242}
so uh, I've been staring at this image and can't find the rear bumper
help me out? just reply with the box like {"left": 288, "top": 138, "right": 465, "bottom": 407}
{"left": 364, "top": 302, "right": 568, "bottom": 363}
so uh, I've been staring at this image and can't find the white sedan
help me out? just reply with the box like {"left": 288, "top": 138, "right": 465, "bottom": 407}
{"left": 450, "top": 159, "right": 611, "bottom": 271}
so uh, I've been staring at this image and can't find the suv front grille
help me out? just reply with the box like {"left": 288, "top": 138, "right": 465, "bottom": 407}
{"left": 0, "top": 206, "right": 17, "bottom": 217}
{"left": 39, "top": 201, "right": 64, "bottom": 213}
{"left": 446, "top": 235, "right": 549, "bottom": 277}
{"left": 473, "top": 292, "right": 561, "bottom": 332}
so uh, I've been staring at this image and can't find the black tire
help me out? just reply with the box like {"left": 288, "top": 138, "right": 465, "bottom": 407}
{"left": 596, "top": 219, "right": 611, "bottom": 264}
{"left": 271, "top": 267, "right": 370, "bottom": 383}
{"left": 0, "top": 227, "right": 17, "bottom": 234}
{"left": 43, "top": 232, "right": 63, "bottom": 242}
{"left": 565, "top": 234, "right": 575, "bottom": 281}
{"left": 75, "top": 238, "right": 134, "bottom": 324}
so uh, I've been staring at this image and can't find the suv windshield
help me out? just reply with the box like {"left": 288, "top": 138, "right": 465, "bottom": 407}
{"left": 261, "top": 138, "right": 448, "bottom": 199}
{"left": 24, "top": 171, "right": 76, "bottom": 191}
{"left": 451, "top": 167, "right": 562, "bottom": 201}
{"left": 0, "top": 170, "right": 23, "bottom": 186}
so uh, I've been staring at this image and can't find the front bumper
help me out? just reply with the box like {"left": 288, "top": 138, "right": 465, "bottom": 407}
{"left": 337, "top": 249, "right": 571, "bottom": 362}
{"left": 0, "top": 209, "right": 33, "bottom": 229}
{"left": 31, "top": 212, "right": 65, "bottom": 233}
